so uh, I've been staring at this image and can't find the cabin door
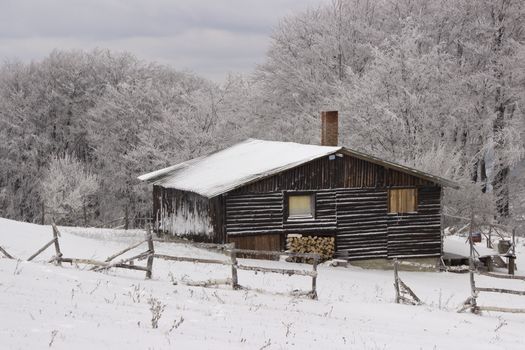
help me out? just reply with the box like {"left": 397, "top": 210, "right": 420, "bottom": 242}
{"left": 335, "top": 189, "right": 388, "bottom": 259}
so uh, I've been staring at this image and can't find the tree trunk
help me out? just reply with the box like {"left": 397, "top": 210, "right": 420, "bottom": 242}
{"left": 490, "top": 8, "right": 511, "bottom": 218}
{"left": 124, "top": 204, "right": 129, "bottom": 230}
{"left": 493, "top": 166, "right": 510, "bottom": 217}
{"left": 492, "top": 89, "right": 509, "bottom": 217}
{"left": 41, "top": 201, "right": 45, "bottom": 225}
{"left": 480, "top": 157, "right": 487, "bottom": 193}
{"left": 83, "top": 200, "right": 87, "bottom": 227}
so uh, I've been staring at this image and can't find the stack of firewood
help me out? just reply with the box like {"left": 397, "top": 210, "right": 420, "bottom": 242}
{"left": 286, "top": 234, "right": 335, "bottom": 262}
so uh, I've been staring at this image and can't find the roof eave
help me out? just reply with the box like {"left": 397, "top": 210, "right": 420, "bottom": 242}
{"left": 339, "top": 148, "right": 460, "bottom": 189}
{"left": 147, "top": 147, "right": 344, "bottom": 198}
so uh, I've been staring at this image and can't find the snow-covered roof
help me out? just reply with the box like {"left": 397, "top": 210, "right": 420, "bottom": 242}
{"left": 138, "top": 138, "right": 458, "bottom": 198}
{"left": 138, "top": 139, "right": 341, "bottom": 198}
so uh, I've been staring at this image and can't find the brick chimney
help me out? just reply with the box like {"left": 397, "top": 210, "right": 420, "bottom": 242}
{"left": 321, "top": 111, "right": 338, "bottom": 146}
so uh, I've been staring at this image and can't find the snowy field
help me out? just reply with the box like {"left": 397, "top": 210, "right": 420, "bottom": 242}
{"left": 1, "top": 218, "right": 524, "bottom": 349}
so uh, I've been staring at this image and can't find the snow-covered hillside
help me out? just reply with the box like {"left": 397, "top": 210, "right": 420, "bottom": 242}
{"left": 1, "top": 217, "right": 524, "bottom": 349}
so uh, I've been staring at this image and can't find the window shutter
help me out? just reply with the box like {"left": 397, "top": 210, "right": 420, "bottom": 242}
{"left": 388, "top": 189, "right": 417, "bottom": 213}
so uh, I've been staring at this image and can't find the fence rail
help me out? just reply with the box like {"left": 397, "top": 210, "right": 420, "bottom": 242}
{"left": 454, "top": 215, "right": 524, "bottom": 315}
{"left": 5, "top": 223, "right": 320, "bottom": 300}
{"left": 0, "top": 245, "right": 15, "bottom": 259}
{"left": 478, "top": 271, "right": 525, "bottom": 281}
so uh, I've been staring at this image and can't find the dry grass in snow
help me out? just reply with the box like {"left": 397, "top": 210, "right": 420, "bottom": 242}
{"left": 1, "top": 218, "right": 524, "bottom": 349}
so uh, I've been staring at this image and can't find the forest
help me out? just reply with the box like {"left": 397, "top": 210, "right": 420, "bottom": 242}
{"left": 0, "top": 0, "right": 524, "bottom": 227}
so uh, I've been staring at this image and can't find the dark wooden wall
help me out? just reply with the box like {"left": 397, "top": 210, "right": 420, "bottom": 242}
{"left": 228, "top": 234, "right": 281, "bottom": 252}
{"left": 225, "top": 153, "right": 442, "bottom": 260}
{"left": 386, "top": 187, "right": 441, "bottom": 258}
{"left": 153, "top": 152, "right": 443, "bottom": 259}
{"left": 225, "top": 192, "right": 283, "bottom": 236}
{"left": 225, "top": 187, "right": 441, "bottom": 259}
{"left": 335, "top": 188, "right": 388, "bottom": 259}
{"left": 153, "top": 186, "right": 225, "bottom": 243}
{"left": 231, "top": 153, "right": 434, "bottom": 194}
{"left": 224, "top": 190, "right": 339, "bottom": 239}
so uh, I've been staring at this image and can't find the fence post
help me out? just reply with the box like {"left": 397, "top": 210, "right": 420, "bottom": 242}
{"left": 51, "top": 221, "right": 62, "bottom": 266}
{"left": 508, "top": 256, "right": 516, "bottom": 275}
{"left": 393, "top": 259, "right": 400, "bottom": 303}
{"left": 229, "top": 243, "right": 238, "bottom": 289}
{"left": 468, "top": 214, "right": 478, "bottom": 313}
{"left": 508, "top": 227, "right": 516, "bottom": 275}
{"left": 146, "top": 224, "right": 154, "bottom": 279}
{"left": 311, "top": 255, "right": 318, "bottom": 299}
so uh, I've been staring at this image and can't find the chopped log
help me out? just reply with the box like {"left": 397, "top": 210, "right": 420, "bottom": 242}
{"left": 287, "top": 235, "right": 334, "bottom": 262}
{"left": 236, "top": 264, "right": 317, "bottom": 277}
{"left": 153, "top": 254, "right": 231, "bottom": 265}
{"left": 0, "top": 245, "right": 14, "bottom": 259}
{"left": 475, "top": 287, "right": 525, "bottom": 296}
{"left": 27, "top": 238, "right": 57, "bottom": 261}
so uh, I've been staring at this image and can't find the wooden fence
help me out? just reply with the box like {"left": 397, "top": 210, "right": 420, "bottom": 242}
{"left": 393, "top": 259, "right": 422, "bottom": 305}
{"left": 2, "top": 223, "right": 320, "bottom": 299}
{"left": 457, "top": 218, "right": 525, "bottom": 314}
{"left": 152, "top": 241, "right": 320, "bottom": 299}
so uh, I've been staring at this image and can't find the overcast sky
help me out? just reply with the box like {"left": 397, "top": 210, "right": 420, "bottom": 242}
{"left": 0, "top": 0, "right": 329, "bottom": 82}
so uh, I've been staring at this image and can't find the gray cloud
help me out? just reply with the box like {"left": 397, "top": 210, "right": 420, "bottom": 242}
{"left": 0, "top": 0, "right": 329, "bottom": 81}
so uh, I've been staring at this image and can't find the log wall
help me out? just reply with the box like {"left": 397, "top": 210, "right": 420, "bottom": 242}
{"left": 386, "top": 187, "right": 442, "bottom": 258}
{"left": 225, "top": 186, "right": 441, "bottom": 260}
{"left": 225, "top": 153, "right": 442, "bottom": 260}
{"left": 154, "top": 152, "right": 443, "bottom": 259}
{"left": 335, "top": 188, "right": 388, "bottom": 259}
{"left": 153, "top": 186, "right": 225, "bottom": 243}
{"left": 283, "top": 190, "right": 337, "bottom": 235}
{"left": 225, "top": 192, "right": 283, "bottom": 236}
{"left": 231, "top": 154, "right": 434, "bottom": 194}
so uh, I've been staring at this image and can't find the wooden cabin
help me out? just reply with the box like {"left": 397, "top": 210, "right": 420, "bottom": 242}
{"left": 139, "top": 111, "right": 457, "bottom": 261}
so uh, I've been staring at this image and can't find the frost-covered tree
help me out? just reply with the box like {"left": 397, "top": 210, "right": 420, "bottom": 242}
{"left": 41, "top": 154, "right": 99, "bottom": 225}
{"left": 0, "top": 50, "right": 139, "bottom": 223}
{"left": 255, "top": 0, "right": 525, "bottom": 219}
{"left": 1, "top": 0, "right": 523, "bottom": 225}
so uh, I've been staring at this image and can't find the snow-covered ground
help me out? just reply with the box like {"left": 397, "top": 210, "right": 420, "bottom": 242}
{"left": 1, "top": 218, "right": 524, "bottom": 349}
